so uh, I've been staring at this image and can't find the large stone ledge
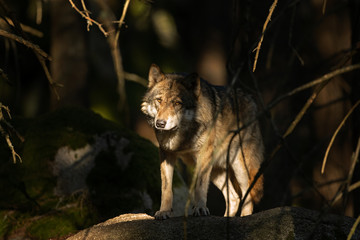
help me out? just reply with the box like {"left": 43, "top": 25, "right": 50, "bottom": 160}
{"left": 68, "top": 207, "right": 360, "bottom": 240}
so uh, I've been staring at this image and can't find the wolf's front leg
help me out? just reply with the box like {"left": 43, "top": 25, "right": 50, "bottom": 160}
{"left": 155, "top": 150, "right": 176, "bottom": 220}
{"left": 193, "top": 165, "right": 212, "bottom": 216}
{"left": 192, "top": 131, "right": 217, "bottom": 217}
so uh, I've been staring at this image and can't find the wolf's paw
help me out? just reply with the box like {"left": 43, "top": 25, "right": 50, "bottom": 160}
{"left": 193, "top": 206, "right": 210, "bottom": 216}
{"left": 154, "top": 210, "right": 172, "bottom": 220}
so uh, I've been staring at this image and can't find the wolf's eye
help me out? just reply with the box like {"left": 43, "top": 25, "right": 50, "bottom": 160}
{"left": 156, "top": 98, "right": 162, "bottom": 104}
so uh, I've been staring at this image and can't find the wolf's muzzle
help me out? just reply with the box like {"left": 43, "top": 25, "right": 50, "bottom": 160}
{"left": 156, "top": 119, "right": 166, "bottom": 129}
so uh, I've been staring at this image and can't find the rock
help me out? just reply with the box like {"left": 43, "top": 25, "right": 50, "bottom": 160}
{"left": 67, "top": 207, "right": 360, "bottom": 240}
{"left": 0, "top": 107, "right": 164, "bottom": 239}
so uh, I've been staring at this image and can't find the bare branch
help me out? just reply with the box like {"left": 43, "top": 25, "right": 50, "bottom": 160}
{"left": 80, "top": 0, "right": 92, "bottom": 31}
{"left": 239, "top": 63, "right": 360, "bottom": 208}
{"left": 0, "top": 103, "right": 23, "bottom": 163}
{"left": 0, "top": 17, "right": 44, "bottom": 37}
{"left": 67, "top": 0, "right": 131, "bottom": 112}
{"left": 329, "top": 137, "right": 360, "bottom": 206}
{"left": 114, "top": 0, "right": 131, "bottom": 43}
{"left": 0, "top": 29, "right": 62, "bottom": 99}
{"left": 332, "top": 181, "right": 360, "bottom": 206}
{"left": 124, "top": 72, "right": 147, "bottom": 87}
{"left": 347, "top": 215, "right": 360, "bottom": 240}
{"left": 283, "top": 84, "right": 325, "bottom": 139}
{"left": 0, "top": 68, "right": 10, "bottom": 84}
{"left": 0, "top": 0, "right": 62, "bottom": 99}
{"left": 35, "top": 53, "right": 63, "bottom": 100}
{"left": 267, "top": 63, "right": 360, "bottom": 110}
{"left": 321, "top": 100, "right": 360, "bottom": 174}
{"left": 35, "top": 0, "right": 42, "bottom": 24}
{"left": 4, "top": 133, "right": 22, "bottom": 163}
{"left": 288, "top": 6, "right": 304, "bottom": 66}
{"left": 253, "top": 0, "right": 278, "bottom": 72}
{"left": 0, "top": 31, "right": 61, "bottom": 98}
{"left": 230, "top": 64, "right": 360, "bottom": 141}
{"left": 348, "top": 137, "right": 360, "bottom": 188}
{"left": 0, "top": 29, "right": 51, "bottom": 60}
{"left": 68, "top": 0, "right": 109, "bottom": 36}
{"left": 322, "top": 0, "right": 328, "bottom": 14}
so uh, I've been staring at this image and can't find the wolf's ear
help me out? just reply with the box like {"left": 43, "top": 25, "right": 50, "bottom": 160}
{"left": 148, "top": 64, "right": 164, "bottom": 88}
{"left": 183, "top": 73, "right": 201, "bottom": 98}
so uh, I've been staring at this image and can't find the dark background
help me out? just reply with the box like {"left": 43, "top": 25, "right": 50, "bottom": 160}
{"left": 1, "top": 0, "right": 359, "bottom": 224}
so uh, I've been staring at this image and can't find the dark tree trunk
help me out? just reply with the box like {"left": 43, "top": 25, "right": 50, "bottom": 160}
{"left": 50, "top": 0, "right": 88, "bottom": 108}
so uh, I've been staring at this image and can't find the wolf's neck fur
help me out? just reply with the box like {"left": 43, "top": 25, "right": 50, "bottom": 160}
{"left": 155, "top": 119, "right": 203, "bottom": 152}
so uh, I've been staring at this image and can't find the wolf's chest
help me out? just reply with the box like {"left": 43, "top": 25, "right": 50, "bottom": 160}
{"left": 156, "top": 128, "right": 200, "bottom": 152}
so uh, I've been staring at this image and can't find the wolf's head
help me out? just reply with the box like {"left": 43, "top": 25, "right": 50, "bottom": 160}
{"left": 141, "top": 64, "right": 200, "bottom": 131}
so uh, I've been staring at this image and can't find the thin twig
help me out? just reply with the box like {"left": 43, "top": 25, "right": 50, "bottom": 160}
{"left": 0, "top": 68, "right": 10, "bottom": 83}
{"left": 329, "top": 137, "right": 360, "bottom": 205}
{"left": 124, "top": 72, "right": 147, "bottom": 87}
{"left": 267, "top": 63, "right": 360, "bottom": 110}
{"left": 80, "top": 0, "right": 92, "bottom": 31}
{"left": 69, "top": 0, "right": 130, "bottom": 112}
{"left": 321, "top": 100, "right": 360, "bottom": 174}
{"left": 4, "top": 133, "right": 22, "bottom": 163}
{"left": 114, "top": 0, "right": 132, "bottom": 110}
{"left": 114, "top": 0, "right": 131, "bottom": 43}
{"left": 0, "top": 0, "right": 61, "bottom": 99}
{"left": 230, "top": 64, "right": 360, "bottom": 140}
{"left": 322, "top": 0, "right": 327, "bottom": 14}
{"left": 0, "top": 29, "right": 51, "bottom": 60}
{"left": 112, "top": 42, "right": 126, "bottom": 111}
{"left": 288, "top": 5, "right": 304, "bottom": 66}
{"left": 68, "top": 0, "right": 108, "bottom": 36}
{"left": 1, "top": 120, "right": 24, "bottom": 143}
{"left": 347, "top": 215, "right": 360, "bottom": 240}
{"left": 35, "top": 54, "right": 63, "bottom": 100}
{"left": 0, "top": 30, "right": 56, "bottom": 93}
{"left": 347, "top": 137, "right": 360, "bottom": 189}
{"left": 236, "top": 63, "right": 360, "bottom": 211}
{"left": 0, "top": 17, "right": 44, "bottom": 38}
{"left": 349, "top": 181, "right": 360, "bottom": 192}
{"left": 284, "top": 84, "right": 326, "bottom": 139}
{"left": 35, "top": 0, "right": 42, "bottom": 25}
{"left": 0, "top": 103, "right": 23, "bottom": 163}
{"left": 253, "top": 0, "right": 278, "bottom": 72}
{"left": 331, "top": 181, "right": 360, "bottom": 205}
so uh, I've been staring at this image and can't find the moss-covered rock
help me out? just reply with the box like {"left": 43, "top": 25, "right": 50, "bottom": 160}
{"left": 0, "top": 107, "right": 161, "bottom": 239}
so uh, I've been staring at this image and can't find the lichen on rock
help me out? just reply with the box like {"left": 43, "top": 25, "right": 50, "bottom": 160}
{"left": 52, "top": 132, "right": 134, "bottom": 196}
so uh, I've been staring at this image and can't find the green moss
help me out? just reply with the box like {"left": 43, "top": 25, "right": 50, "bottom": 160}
{"left": 27, "top": 203, "right": 96, "bottom": 240}
{"left": 23, "top": 107, "right": 121, "bottom": 157}
{"left": 286, "top": 230, "right": 295, "bottom": 240}
{"left": 0, "top": 107, "right": 161, "bottom": 238}
{"left": 27, "top": 215, "right": 75, "bottom": 239}
{"left": 0, "top": 210, "right": 33, "bottom": 238}
{"left": 0, "top": 211, "right": 10, "bottom": 238}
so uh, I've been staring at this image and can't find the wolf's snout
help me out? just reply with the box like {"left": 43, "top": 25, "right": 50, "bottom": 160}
{"left": 156, "top": 119, "right": 166, "bottom": 129}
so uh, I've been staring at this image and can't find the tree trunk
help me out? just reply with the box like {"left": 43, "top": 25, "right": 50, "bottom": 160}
{"left": 50, "top": 0, "right": 88, "bottom": 108}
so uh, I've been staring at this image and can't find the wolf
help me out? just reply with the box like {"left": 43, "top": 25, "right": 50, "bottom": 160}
{"left": 141, "top": 64, "right": 264, "bottom": 219}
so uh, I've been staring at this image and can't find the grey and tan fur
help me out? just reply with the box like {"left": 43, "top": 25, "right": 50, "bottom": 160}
{"left": 141, "top": 64, "right": 264, "bottom": 219}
